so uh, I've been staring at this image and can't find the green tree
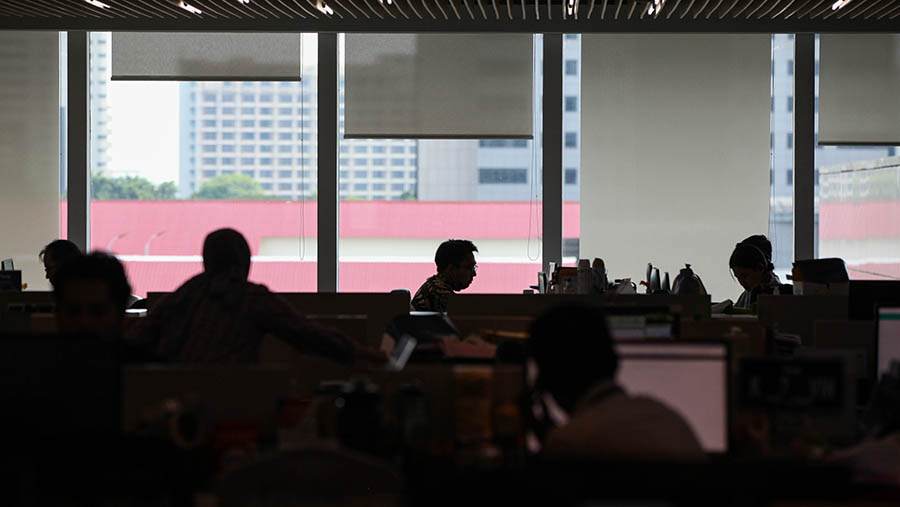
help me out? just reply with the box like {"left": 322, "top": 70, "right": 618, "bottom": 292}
{"left": 192, "top": 173, "right": 271, "bottom": 200}
{"left": 92, "top": 173, "right": 177, "bottom": 200}
{"left": 399, "top": 190, "right": 417, "bottom": 201}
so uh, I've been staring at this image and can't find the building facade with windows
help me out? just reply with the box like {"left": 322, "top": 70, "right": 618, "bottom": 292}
{"left": 178, "top": 74, "right": 418, "bottom": 201}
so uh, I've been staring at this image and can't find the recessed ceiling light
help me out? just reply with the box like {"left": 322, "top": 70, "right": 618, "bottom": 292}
{"left": 176, "top": 1, "right": 202, "bottom": 14}
{"left": 84, "top": 0, "right": 110, "bottom": 8}
{"left": 832, "top": 0, "right": 851, "bottom": 10}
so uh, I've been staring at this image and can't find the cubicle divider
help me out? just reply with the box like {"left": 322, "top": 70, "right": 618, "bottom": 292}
{"left": 145, "top": 291, "right": 410, "bottom": 349}
{"left": 758, "top": 295, "right": 849, "bottom": 346}
{"left": 447, "top": 294, "right": 711, "bottom": 320}
{"left": 278, "top": 292, "right": 410, "bottom": 349}
{"left": 680, "top": 318, "right": 766, "bottom": 375}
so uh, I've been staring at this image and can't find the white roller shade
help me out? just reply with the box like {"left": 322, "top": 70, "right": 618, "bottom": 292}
{"left": 819, "top": 35, "right": 900, "bottom": 145}
{"left": 0, "top": 32, "right": 59, "bottom": 290}
{"left": 580, "top": 35, "right": 771, "bottom": 301}
{"left": 112, "top": 33, "right": 302, "bottom": 81}
{"left": 344, "top": 34, "right": 533, "bottom": 139}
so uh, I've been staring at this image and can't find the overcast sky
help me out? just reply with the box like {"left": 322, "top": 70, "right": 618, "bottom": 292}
{"left": 101, "top": 33, "right": 319, "bottom": 186}
{"left": 108, "top": 80, "right": 180, "bottom": 185}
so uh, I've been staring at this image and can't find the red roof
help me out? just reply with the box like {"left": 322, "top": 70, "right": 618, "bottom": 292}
{"left": 61, "top": 200, "right": 581, "bottom": 256}
{"left": 819, "top": 201, "right": 900, "bottom": 240}
{"left": 59, "top": 200, "right": 562, "bottom": 296}
{"left": 59, "top": 200, "right": 899, "bottom": 296}
{"left": 118, "top": 259, "right": 541, "bottom": 297}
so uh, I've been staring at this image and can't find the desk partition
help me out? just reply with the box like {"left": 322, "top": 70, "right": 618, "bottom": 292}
{"left": 758, "top": 295, "right": 849, "bottom": 346}
{"left": 278, "top": 292, "right": 410, "bottom": 348}
{"left": 447, "top": 294, "right": 710, "bottom": 321}
{"left": 144, "top": 292, "right": 409, "bottom": 349}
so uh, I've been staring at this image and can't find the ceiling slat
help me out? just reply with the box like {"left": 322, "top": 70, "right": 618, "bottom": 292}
{"left": 105, "top": 0, "right": 163, "bottom": 18}
{"left": 693, "top": 0, "right": 711, "bottom": 19}
{"left": 2, "top": 0, "right": 900, "bottom": 29}
{"left": 757, "top": 0, "right": 783, "bottom": 18}
{"left": 706, "top": 0, "right": 724, "bottom": 19}
{"left": 733, "top": 0, "right": 755, "bottom": 17}
{"left": 745, "top": 0, "right": 769, "bottom": 18}
{"left": 719, "top": 0, "right": 739, "bottom": 17}
{"left": 627, "top": 0, "right": 638, "bottom": 19}
{"left": 783, "top": 0, "right": 811, "bottom": 18}
{"left": 851, "top": 0, "right": 886, "bottom": 19}
{"left": 667, "top": 0, "right": 683, "bottom": 19}
{"left": 272, "top": 0, "right": 310, "bottom": 17}
{"left": 868, "top": 0, "right": 899, "bottom": 19}
{"left": 837, "top": 0, "right": 876, "bottom": 19}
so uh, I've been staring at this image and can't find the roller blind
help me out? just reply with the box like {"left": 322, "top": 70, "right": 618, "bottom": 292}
{"left": 0, "top": 31, "right": 59, "bottom": 290}
{"left": 580, "top": 35, "right": 771, "bottom": 301}
{"left": 112, "top": 33, "right": 302, "bottom": 81}
{"left": 819, "top": 34, "right": 900, "bottom": 145}
{"left": 344, "top": 34, "right": 533, "bottom": 139}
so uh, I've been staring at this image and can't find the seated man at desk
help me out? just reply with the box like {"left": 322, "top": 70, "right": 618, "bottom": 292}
{"left": 412, "top": 239, "right": 478, "bottom": 313}
{"left": 129, "top": 228, "right": 384, "bottom": 365}
{"left": 730, "top": 235, "right": 782, "bottom": 309}
{"left": 529, "top": 305, "right": 705, "bottom": 461}
{"left": 40, "top": 239, "right": 82, "bottom": 287}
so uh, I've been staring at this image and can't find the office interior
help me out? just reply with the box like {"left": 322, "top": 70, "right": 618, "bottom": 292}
{"left": 4, "top": 1, "right": 900, "bottom": 505}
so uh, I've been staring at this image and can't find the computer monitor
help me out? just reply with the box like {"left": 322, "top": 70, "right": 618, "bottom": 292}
{"left": 0, "top": 258, "right": 12, "bottom": 271}
{"left": 615, "top": 342, "right": 729, "bottom": 453}
{"left": 877, "top": 307, "right": 900, "bottom": 378}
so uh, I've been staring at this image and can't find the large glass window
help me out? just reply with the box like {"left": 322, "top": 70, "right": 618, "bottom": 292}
{"left": 337, "top": 34, "right": 543, "bottom": 293}
{"left": 770, "top": 34, "right": 795, "bottom": 280}
{"left": 562, "top": 35, "right": 582, "bottom": 263}
{"left": 88, "top": 33, "right": 318, "bottom": 296}
{"left": 814, "top": 37, "right": 900, "bottom": 280}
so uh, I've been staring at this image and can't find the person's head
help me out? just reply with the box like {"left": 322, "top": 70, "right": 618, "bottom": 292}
{"left": 434, "top": 239, "right": 478, "bottom": 291}
{"left": 202, "top": 228, "right": 252, "bottom": 280}
{"left": 54, "top": 252, "right": 132, "bottom": 339}
{"left": 528, "top": 305, "right": 618, "bottom": 413}
{"left": 729, "top": 235, "right": 775, "bottom": 291}
{"left": 39, "top": 239, "right": 82, "bottom": 285}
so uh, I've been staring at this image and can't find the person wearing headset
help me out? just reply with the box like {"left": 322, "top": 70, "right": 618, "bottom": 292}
{"left": 729, "top": 235, "right": 782, "bottom": 310}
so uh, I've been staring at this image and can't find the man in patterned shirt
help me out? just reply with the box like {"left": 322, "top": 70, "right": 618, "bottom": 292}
{"left": 411, "top": 239, "right": 478, "bottom": 313}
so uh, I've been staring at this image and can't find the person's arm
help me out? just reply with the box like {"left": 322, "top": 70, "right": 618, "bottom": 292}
{"left": 252, "top": 288, "right": 359, "bottom": 364}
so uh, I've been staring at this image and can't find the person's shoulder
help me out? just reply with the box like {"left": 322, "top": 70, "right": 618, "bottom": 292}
{"left": 246, "top": 280, "right": 272, "bottom": 294}
{"left": 428, "top": 275, "right": 453, "bottom": 293}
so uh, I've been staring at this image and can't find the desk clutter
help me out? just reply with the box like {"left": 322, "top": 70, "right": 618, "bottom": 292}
{"left": 5, "top": 286, "right": 900, "bottom": 505}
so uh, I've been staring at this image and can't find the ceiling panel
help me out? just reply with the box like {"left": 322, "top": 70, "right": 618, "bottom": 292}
{"left": 0, "top": 0, "right": 897, "bottom": 31}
